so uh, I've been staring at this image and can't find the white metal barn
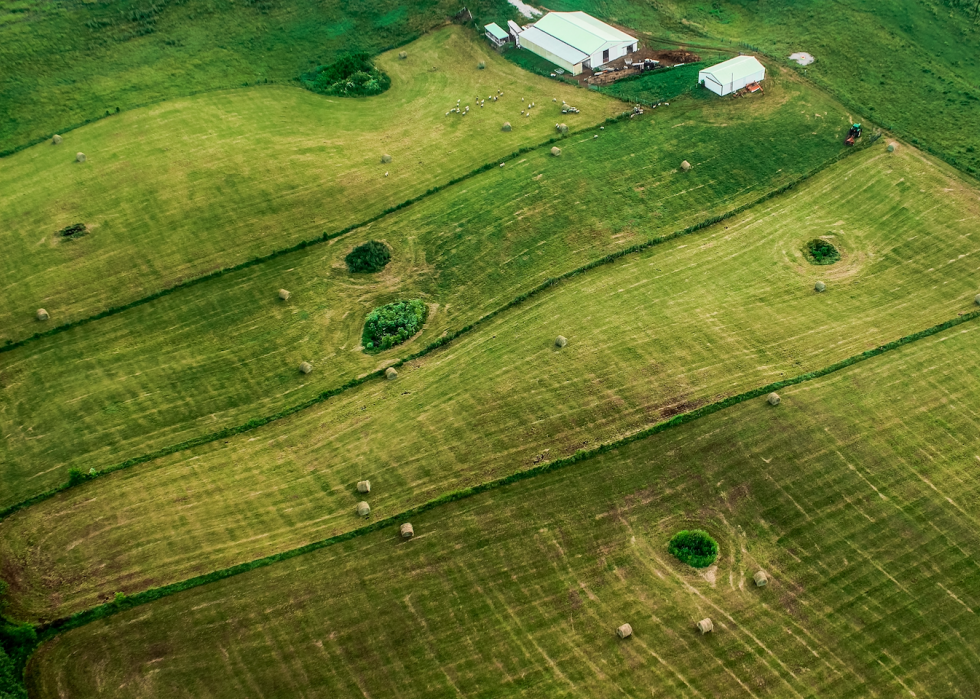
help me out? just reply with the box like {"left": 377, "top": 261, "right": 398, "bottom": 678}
{"left": 698, "top": 56, "right": 766, "bottom": 96}
{"left": 516, "top": 11, "right": 638, "bottom": 76}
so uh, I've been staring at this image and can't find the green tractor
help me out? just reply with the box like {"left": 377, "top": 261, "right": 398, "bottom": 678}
{"left": 845, "top": 123, "right": 862, "bottom": 146}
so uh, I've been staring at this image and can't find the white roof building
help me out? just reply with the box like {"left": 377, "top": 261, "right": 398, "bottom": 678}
{"left": 517, "top": 11, "right": 638, "bottom": 76}
{"left": 698, "top": 55, "right": 766, "bottom": 96}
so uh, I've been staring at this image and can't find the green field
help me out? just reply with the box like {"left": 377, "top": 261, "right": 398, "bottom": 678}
{"left": 4, "top": 143, "right": 978, "bottom": 622}
{"left": 0, "top": 67, "right": 851, "bottom": 510}
{"left": 4, "top": 5, "right": 980, "bottom": 697}
{"left": 0, "top": 26, "right": 618, "bottom": 344}
{"left": 24, "top": 320, "right": 980, "bottom": 697}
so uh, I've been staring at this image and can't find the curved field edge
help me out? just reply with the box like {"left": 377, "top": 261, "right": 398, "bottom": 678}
{"left": 24, "top": 317, "right": 980, "bottom": 697}
{"left": 0, "top": 73, "right": 859, "bottom": 510}
{"left": 0, "top": 141, "right": 862, "bottom": 522}
{"left": 4, "top": 141, "right": 979, "bottom": 621}
{"left": 0, "top": 26, "right": 619, "bottom": 342}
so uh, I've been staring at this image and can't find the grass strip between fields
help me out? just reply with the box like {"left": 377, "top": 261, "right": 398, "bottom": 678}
{"left": 0, "top": 141, "right": 868, "bottom": 524}
{"left": 0, "top": 115, "right": 628, "bottom": 354}
{"left": 30, "top": 308, "right": 980, "bottom": 642}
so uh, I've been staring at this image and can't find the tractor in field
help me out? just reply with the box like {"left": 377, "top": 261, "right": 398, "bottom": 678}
{"left": 845, "top": 123, "right": 862, "bottom": 145}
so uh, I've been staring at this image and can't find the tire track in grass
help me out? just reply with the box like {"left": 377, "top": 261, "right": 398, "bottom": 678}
{"left": 0, "top": 144, "right": 866, "bottom": 524}
{"left": 30, "top": 311, "right": 980, "bottom": 649}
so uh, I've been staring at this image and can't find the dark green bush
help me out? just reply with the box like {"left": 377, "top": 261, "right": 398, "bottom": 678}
{"left": 345, "top": 240, "right": 391, "bottom": 273}
{"left": 668, "top": 529, "right": 719, "bottom": 568}
{"left": 362, "top": 299, "right": 427, "bottom": 352}
{"left": 58, "top": 223, "right": 86, "bottom": 238}
{"left": 804, "top": 238, "right": 840, "bottom": 265}
{"left": 300, "top": 54, "right": 391, "bottom": 97}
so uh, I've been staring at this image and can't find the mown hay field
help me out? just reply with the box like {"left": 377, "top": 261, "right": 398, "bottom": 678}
{"left": 4, "top": 143, "right": 979, "bottom": 621}
{"left": 0, "top": 69, "right": 851, "bottom": 509}
{"left": 0, "top": 26, "right": 618, "bottom": 342}
{"left": 25, "top": 321, "right": 980, "bottom": 698}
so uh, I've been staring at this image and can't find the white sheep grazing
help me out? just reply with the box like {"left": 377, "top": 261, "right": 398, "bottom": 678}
{"left": 385, "top": 171, "right": 389, "bottom": 176}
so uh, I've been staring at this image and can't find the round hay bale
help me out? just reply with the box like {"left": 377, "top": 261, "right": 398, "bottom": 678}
{"left": 814, "top": 281, "right": 826, "bottom": 293}
{"left": 974, "top": 293, "right": 980, "bottom": 306}
{"left": 557, "top": 123, "right": 568, "bottom": 134}
{"left": 299, "top": 361, "right": 313, "bottom": 374}
{"left": 76, "top": 152, "right": 86, "bottom": 163}
{"left": 477, "top": 61, "right": 486, "bottom": 70}
{"left": 52, "top": 134, "right": 62, "bottom": 145}
{"left": 357, "top": 501, "right": 371, "bottom": 517}
{"left": 616, "top": 623, "right": 633, "bottom": 639}
{"left": 398, "top": 51, "right": 408, "bottom": 59}
{"left": 680, "top": 160, "right": 692, "bottom": 172}
{"left": 767, "top": 392, "right": 780, "bottom": 406}
{"left": 697, "top": 618, "right": 713, "bottom": 635}
{"left": 278, "top": 289, "right": 290, "bottom": 301}
{"left": 551, "top": 146, "right": 561, "bottom": 157}
{"left": 36, "top": 308, "right": 49, "bottom": 321}
{"left": 381, "top": 154, "right": 392, "bottom": 164}
{"left": 555, "top": 335, "right": 567, "bottom": 348}
{"left": 356, "top": 480, "right": 371, "bottom": 494}
{"left": 400, "top": 522, "right": 415, "bottom": 539}
{"left": 887, "top": 142, "right": 897, "bottom": 152}
{"left": 386, "top": 367, "right": 398, "bottom": 380}
{"left": 753, "top": 570, "right": 769, "bottom": 587}
{"left": 501, "top": 122, "right": 512, "bottom": 132}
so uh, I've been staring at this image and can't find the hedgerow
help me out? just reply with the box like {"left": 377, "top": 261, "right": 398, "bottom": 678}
{"left": 668, "top": 530, "right": 719, "bottom": 568}
{"left": 362, "top": 299, "right": 427, "bottom": 351}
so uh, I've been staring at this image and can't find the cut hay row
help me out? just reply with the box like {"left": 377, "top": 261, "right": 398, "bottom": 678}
{"left": 0, "top": 26, "right": 618, "bottom": 342}
{"left": 26, "top": 323, "right": 980, "bottom": 698}
{"left": 4, "top": 144, "right": 979, "bottom": 622}
{"left": 0, "top": 74, "right": 855, "bottom": 509}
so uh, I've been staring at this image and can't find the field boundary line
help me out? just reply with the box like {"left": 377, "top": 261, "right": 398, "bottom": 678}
{"left": 0, "top": 142, "right": 865, "bottom": 522}
{"left": 30, "top": 309, "right": 980, "bottom": 641}
{"left": 1, "top": 114, "right": 631, "bottom": 355}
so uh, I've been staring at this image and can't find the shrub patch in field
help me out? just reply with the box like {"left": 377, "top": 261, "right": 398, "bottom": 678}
{"left": 300, "top": 54, "right": 391, "bottom": 97}
{"left": 58, "top": 223, "right": 87, "bottom": 238}
{"left": 345, "top": 241, "right": 391, "bottom": 273}
{"left": 668, "top": 529, "right": 718, "bottom": 568}
{"left": 804, "top": 238, "right": 840, "bottom": 265}
{"left": 363, "top": 300, "right": 427, "bottom": 351}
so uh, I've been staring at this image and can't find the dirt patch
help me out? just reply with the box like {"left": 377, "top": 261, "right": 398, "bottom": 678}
{"left": 581, "top": 47, "right": 702, "bottom": 87}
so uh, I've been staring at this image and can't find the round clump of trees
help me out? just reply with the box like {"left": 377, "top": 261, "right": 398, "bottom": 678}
{"left": 345, "top": 240, "right": 391, "bottom": 273}
{"left": 668, "top": 530, "right": 719, "bottom": 568}
{"left": 804, "top": 238, "right": 840, "bottom": 265}
{"left": 362, "top": 299, "right": 427, "bottom": 352}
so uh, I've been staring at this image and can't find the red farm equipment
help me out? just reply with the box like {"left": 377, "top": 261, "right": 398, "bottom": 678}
{"left": 845, "top": 123, "right": 862, "bottom": 146}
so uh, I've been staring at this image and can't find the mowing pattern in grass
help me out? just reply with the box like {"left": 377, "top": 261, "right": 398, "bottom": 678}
{"left": 3, "top": 145, "right": 979, "bottom": 622}
{"left": 0, "top": 73, "right": 851, "bottom": 509}
{"left": 25, "top": 324, "right": 980, "bottom": 698}
{"left": 668, "top": 530, "right": 719, "bottom": 568}
{"left": 804, "top": 238, "right": 841, "bottom": 265}
{"left": 0, "top": 0, "right": 515, "bottom": 154}
{"left": 0, "top": 27, "right": 618, "bottom": 343}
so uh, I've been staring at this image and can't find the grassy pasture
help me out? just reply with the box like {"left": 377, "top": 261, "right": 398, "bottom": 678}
{"left": 558, "top": 0, "right": 980, "bottom": 177}
{"left": 25, "top": 322, "right": 980, "bottom": 698}
{"left": 0, "top": 70, "right": 851, "bottom": 509}
{"left": 0, "top": 0, "right": 519, "bottom": 153}
{"left": 5, "top": 144, "right": 980, "bottom": 621}
{"left": 0, "top": 26, "right": 618, "bottom": 342}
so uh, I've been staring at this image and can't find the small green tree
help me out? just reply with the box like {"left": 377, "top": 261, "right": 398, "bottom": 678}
{"left": 345, "top": 240, "right": 392, "bottom": 273}
{"left": 668, "top": 530, "right": 719, "bottom": 568}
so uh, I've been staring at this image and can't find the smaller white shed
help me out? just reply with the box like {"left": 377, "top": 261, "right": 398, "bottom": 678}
{"left": 485, "top": 23, "right": 509, "bottom": 48}
{"left": 698, "top": 56, "right": 765, "bottom": 96}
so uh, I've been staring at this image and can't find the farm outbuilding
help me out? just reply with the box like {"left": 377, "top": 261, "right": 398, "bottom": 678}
{"left": 516, "top": 12, "right": 638, "bottom": 76}
{"left": 698, "top": 56, "right": 766, "bottom": 96}
{"left": 485, "top": 23, "right": 509, "bottom": 49}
